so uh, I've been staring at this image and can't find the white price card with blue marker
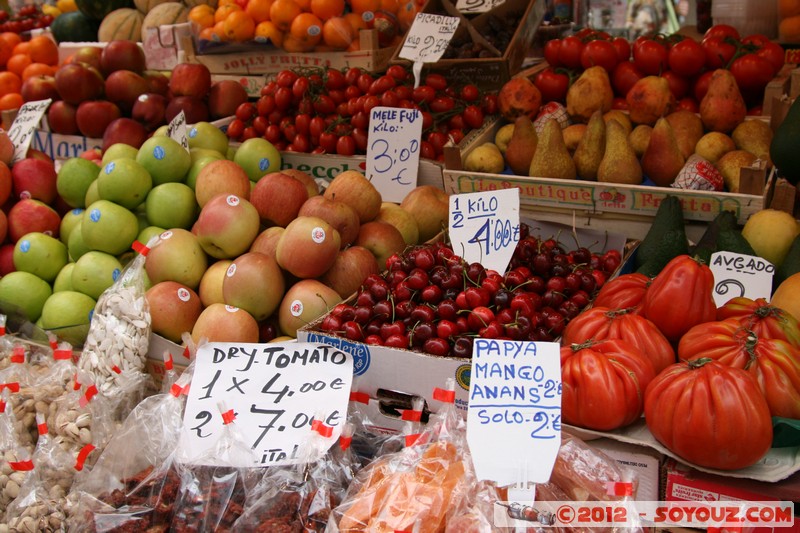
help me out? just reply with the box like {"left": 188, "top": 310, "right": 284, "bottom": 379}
{"left": 467, "top": 339, "right": 562, "bottom": 488}
{"left": 366, "top": 106, "right": 422, "bottom": 203}
{"left": 456, "top": 0, "right": 506, "bottom": 14}
{"left": 448, "top": 188, "right": 520, "bottom": 274}
{"left": 8, "top": 98, "right": 51, "bottom": 164}
{"left": 399, "top": 13, "right": 460, "bottom": 87}
{"left": 166, "top": 110, "right": 189, "bottom": 153}
{"left": 709, "top": 251, "right": 774, "bottom": 307}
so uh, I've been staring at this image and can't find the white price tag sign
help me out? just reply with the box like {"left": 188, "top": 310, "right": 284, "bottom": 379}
{"left": 166, "top": 110, "right": 189, "bottom": 152}
{"left": 399, "top": 13, "right": 459, "bottom": 87}
{"left": 467, "top": 339, "right": 562, "bottom": 486}
{"left": 709, "top": 251, "right": 774, "bottom": 307}
{"left": 456, "top": 0, "right": 506, "bottom": 13}
{"left": 8, "top": 99, "right": 51, "bottom": 164}
{"left": 366, "top": 106, "right": 422, "bottom": 203}
{"left": 180, "top": 342, "right": 353, "bottom": 467}
{"left": 449, "top": 188, "right": 520, "bottom": 273}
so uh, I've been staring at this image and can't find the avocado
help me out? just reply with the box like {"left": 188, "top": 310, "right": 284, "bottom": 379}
{"left": 635, "top": 195, "right": 689, "bottom": 277}
{"left": 770, "top": 97, "right": 800, "bottom": 185}
{"left": 691, "top": 210, "right": 738, "bottom": 264}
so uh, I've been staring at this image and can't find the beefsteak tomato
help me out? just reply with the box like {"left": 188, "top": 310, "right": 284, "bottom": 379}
{"left": 716, "top": 296, "right": 800, "bottom": 348}
{"left": 561, "top": 338, "right": 656, "bottom": 431}
{"left": 678, "top": 318, "right": 800, "bottom": 419}
{"left": 641, "top": 255, "right": 716, "bottom": 343}
{"left": 561, "top": 306, "right": 675, "bottom": 373}
{"left": 591, "top": 272, "right": 650, "bottom": 312}
{"left": 644, "top": 358, "right": 772, "bottom": 470}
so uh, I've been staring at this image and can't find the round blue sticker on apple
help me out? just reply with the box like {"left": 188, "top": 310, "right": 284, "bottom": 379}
{"left": 112, "top": 268, "right": 120, "bottom": 281}
{"left": 259, "top": 158, "right": 270, "bottom": 171}
{"left": 88, "top": 309, "right": 93, "bottom": 322}
{"left": 72, "top": 208, "right": 83, "bottom": 216}
{"left": 19, "top": 240, "right": 30, "bottom": 253}
{"left": 105, "top": 162, "right": 115, "bottom": 174}
{"left": 188, "top": 127, "right": 198, "bottom": 138}
{"left": 154, "top": 146, "right": 165, "bottom": 160}
{"left": 90, "top": 209, "right": 101, "bottom": 222}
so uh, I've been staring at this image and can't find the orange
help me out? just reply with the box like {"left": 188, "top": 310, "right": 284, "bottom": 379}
{"left": 0, "top": 40, "right": 11, "bottom": 69}
{"left": 0, "top": 93, "right": 23, "bottom": 111}
{"left": 21, "top": 62, "right": 55, "bottom": 81}
{"left": 224, "top": 10, "right": 256, "bottom": 41}
{"left": 189, "top": 5, "right": 215, "bottom": 29}
{"left": 199, "top": 26, "right": 216, "bottom": 40}
{"left": 212, "top": 20, "right": 228, "bottom": 41}
{"left": 246, "top": 0, "right": 273, "bottom": 23}
{"left": 214, "top": 3, "right": 241, "bottom": 24}
{"left": 379, "top": 0, "right": 399, "bottom": 14}
{"left": 780, "top": 0, "right": 800, "bottom": 18}
{"left": 780, "top": 14, "right": 800, "bottom": 42}
{"left": 347, "top": 38, "right": 361, "bottom": 51}
{"left": 322, "top": 16, "right": 354, "bottom": 49}
{"left": 344, "top": 12, "right": 367, "bottom": 33}
{"left": 27, "top": 35, "right": 59, "bottom": 66}
{"left": 289, "top": 12, "right": 323, "bottom": 46}
{"left": 0, "top": 72, "right": 21, "bottom": 98}
{"left": 282, "top": 34, "right": 314, "bottom": 52}
{"left": 6, "top": 54, "right": 32, "bottom": 78}
{"left": 270, "top": 0, "right": 302, "bottom": 31}
{"left": 350, "top": 0, "right": 380, "bottom": 14}
{"left": 293, "top": 0, "right": 311, "bottom": 10}
{"left": 255, "top": 20, "right": 284, "bottom": 47}
{"left": 310, "top": 0, "right": 344, "bottom": 20}
{"left": 0, "top": 32, "right": 22, "bottom": 50}
{"left": 396, "top": 0, "right": 418, "bottom": 31}
{"left": 11, "top": 42, "right": 29, "bottom": 56}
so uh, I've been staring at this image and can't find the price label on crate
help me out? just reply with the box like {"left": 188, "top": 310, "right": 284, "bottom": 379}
{"left": 399, "top": 13, "right": 460, "bottom": 87}
{"left": 449, "top": 188, "right": 520, "bottom": 273}
{"left": 467, "top": 339, "right": 562, "bottom": 486}
{"left": 180, "top": 342, "right": 353, "bottom": 467}
{"left": 8, "top": 99, "right": 51, "bottom": 164}
{"left": 455, "top": 0, "right": 506, "bottom": 14}
{"left": 366, "top": 106, "right": 422, "bottom": 202}
{"left": 709, "top": 251, "right": 774, "bottom": 307}
{"left": 166, "top": 110, "right": 189, "bottom": 152}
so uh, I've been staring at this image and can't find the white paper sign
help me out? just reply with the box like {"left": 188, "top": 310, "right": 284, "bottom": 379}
{"left": 467, "top": 339, "right": 562, "bottom": 486}
{"left": 449, "top": 188, "right": 521, "bottom": 273}
{"left": 8, "top": 99, "right": 51, "bottom": 164}
{"left": 366, "top": 106, "right": 422, "bottom": 203}
{"left": 166, "top": 110, "right": 189, "bottom": 152}
{"left": 399, "top": 13, "right": 459, "bottom": 86}
{"left": 456, "top": 0, "right": 506, "bottom": 13}
{"left": 179, "top": 342, "right": 353, "bottom": 467}
{"left": 709, "top": 251, "right": 774, "bottom": 307}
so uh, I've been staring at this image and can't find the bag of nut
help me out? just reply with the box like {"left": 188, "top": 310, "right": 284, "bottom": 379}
{"left": 0, "top": 389, "right": 32, "bottom": 525}
{"left": 4, "top": 414, "right": 77, "bottom": 532}
{"left": 67, "top": 366, "right": 195, "bottom": 533}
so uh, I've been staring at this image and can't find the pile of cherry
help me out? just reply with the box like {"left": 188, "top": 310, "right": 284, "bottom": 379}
{"left": 318, "top": 224, "right": 623, "bottom": 358}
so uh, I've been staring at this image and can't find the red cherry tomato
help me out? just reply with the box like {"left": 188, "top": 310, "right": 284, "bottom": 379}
{"left": 702, "top": 35, "right": 737, "bottom": 69}
{"left": 580, "top": 39, "right": 619, "bottom": 71}
{"left": 693, "top": 71, "right": 714, "bottom": 101}
{"left": 534, "top": 67, "right": 570, "bottom": 103}
{"left": 633, "top": 39, "right": 668, "bottom": 75}
{"left": 756, "top": 41, "right": 786, "bottom": 76}
{"left": 661, "top": 70, "right": 690, "bottom": 100}
{"left": 667, "top": 37, "right": 706, "bottom": 78}
{"left": 558, "top": 36, "right": 585, "bottom": 69}
{"left": 612, "top": 36, "right": 631, "bottom": 62}
{"left": 544, "top": 39, "right": 562, "bottom": 67}
{"left": 703, "top": 23, "right": 740, "bottom": 41}
{"left": 611, "top": 60, "right": 643, "bottom": 97}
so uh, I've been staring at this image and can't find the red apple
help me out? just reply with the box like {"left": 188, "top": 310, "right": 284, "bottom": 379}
{"left": 0, "top": 209, "right": 7, "bottom": 244}
{"left": 222, "top": 251, "right": 285, "bottom": 321}
{"left": 0, "top": 132, "right": 13, "bottom": 166}
{"left": 319, "top": 245, "right": 379, "bottom": 298}
{"left": 46, "top": 100, "right": 78, "bottom": 135}
{"left": 76, "top": 100, "right": 121, "bottom": 139}
{"left": 11, "top": 158, "right": 57, "bottom": 204}
{"left": 249, "top": 226, "right": 284, "bottom": 258}
{"left": 100, "top": 40, "right": 146, "bottom": 76}
{"left": 102, "top": 118, "right": 148, "bottom": 151}
{"left": 208, "top": 80, "right": 249, "bottom": 120}
{"left": 194, "top": 159, "right": 251, "bottom": 208}
{"left": 70, "top": 46, "right": 103, "bottom": 71}
{"left": 282, "top": 168, "right": 319, "bottom": 197}
{"left": 322, "top": 170, "right": 381, "bottom": 223}
{"left": 0, "top": 244, "right": 14, "bottom": 275}
{"left": 275, "top": 216, "right": 341, "bottom": 279}
{"left": 104, "top": 70, "right": 149, "bottom": 114}
{"left": 191, "top": 303, "right": 259, "bottom": 345}
{"left": 250, "top": 171, "right": 308, "bottom": 227}
{"left": 131, "top": 92, "right": 167, "bottom": 131}
{"left": 146, "top": 281, "right": 203, "bottom": 343}
{"left": 399, "top": 185, "right": 449, "bottom": 242}
{"left": 54, "top": 62, "right": 105, "bottom": 106}
{"left": 7, "top": 199, "right": 61, "bottom": 241}
{"left": 25, "top": 149, "right": 54, "bottom": 166}
{"left": 297, "top": 194, "right": 360, "bottom": 248}
{"left": 144, "top": 71, "right": 170, "bottom": 96}
{"left": 21, "top": 75, "right": 59, "bottom": 103}
{"left": 169, "top": 63, "right": 212, "bottom": 99}
{"left": 355, "top": 220, "right": 406, "bottom": 269}
{"left": 0, "top": 160, "right": 12, "bottom": 205}
{"left": 165, "top": 96, "right": 209, "bottom": 124}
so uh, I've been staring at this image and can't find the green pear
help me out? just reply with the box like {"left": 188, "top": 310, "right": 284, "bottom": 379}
{"left": 641, "top": 117, "right": 685, "bottom": 187}
{"left": 505, "top": 115, "right": 538, "bottom": 176}
{"left": 529, "top": 119, "right": 576, "bottom": 179}
{"left": 463, "top": 142, "right": 505, "bottom": 174}
{"left": 573, "top": 110, "right": 606, "bottom": 180}
{"left": 598, "top": 120, "right": 643, "bottom": 185}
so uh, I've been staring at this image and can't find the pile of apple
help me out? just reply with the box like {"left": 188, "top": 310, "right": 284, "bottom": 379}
{"left": 0, "top": 119, "right": 450, "bottom": 347}
{"left": 27, "top": 42, "right": 249, "bottom": 150}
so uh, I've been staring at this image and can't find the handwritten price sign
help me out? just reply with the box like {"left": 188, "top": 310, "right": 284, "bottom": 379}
{"left": 366, "top": 106, "right": 422, "bottom": 202}
{"left": 449, "top": 188, "right": 520, "bottom": 273}
{"left": 179, "top": 342, "right": 353, "bottom": 467}
{"left": 9, "top": 99, "right": 51, "bottom": 164}
{"left": 166, "top": 110, "right": 189, "bottom": 152}
{"left": 467, "top": 339, "right": 562, "bottom": 486}
{"left": 709, "top": 251, "right": 774, "bottom": 307}
{"left": 456, "top": 0, "right": 506, "bottom": 13}
{"left": 399, "top": 13, "right": 459, "bottom": 87}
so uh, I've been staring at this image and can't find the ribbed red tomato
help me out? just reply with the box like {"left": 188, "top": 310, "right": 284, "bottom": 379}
{"left": 560, "top": 338, "right": 656, "bottom": 431}
{"left": 645, "top": 359, "right": 772, "bottom": 470}
{"left": 641, "top": 255, "right": 716, "bottom": 343}
{"left": 678, "top": 318, "right": 800, "bottom": 419}
{"left": 716, "top": 296, "right": 800, "bottom": 348}
{"left": 561, "top": 306, "right": 675, "bottom": 373}
{"left": 591, "top": 272, "right": 650, "bottom": 313}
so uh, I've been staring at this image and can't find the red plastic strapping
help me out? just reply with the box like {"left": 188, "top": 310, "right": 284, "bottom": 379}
{"left": 37, "top": 422, "right": 47, "bottom": 435}
{"left": 111, "top": 365, "right": 121, "bottom": 374}
{"left": 0, "top": 400, "right": 5, "bottom": 413}
{"left": 164, "top": 353, "right": 174, "bottom": 371}
{"left": 339, "top": 436, "right": 352, "bottom": 450}
{"left": 10, "top": 346, "right": 24, "bottom": 363}
{"left": 432, "top": 387, "right": 455, "bottom": 403}
{"left": 401, "top": 409, "right": 422, "bottom": 422}
{"left": 221, "top": 409, "right": 236, "bottom": 425}
{"left": 349, "top": 391, "right": 370, "bottom": 404}
{"left": 311, "top": 419, "right": 333, "bottom": 438}
{"left": 183, "top": 345, "right": 191, "bottom": 359}
{"left": 0, "top": 382, "right": 20, "bottom": 393}
{"left": 48, "top": 338, "right": 58, "bottom": 350}
{"left": 53, "top": 349, "right": 72, "bottom": 360}
{"left": 182, "top": 384, "right": 190, "bottom": 395}
{"left": 80, "top": 384, "right": 98, "bottom": 407}
{"left": 404, "top": 433, "right": 423, "bottom": 447}
{"left": 605, "top": 482, "right": 633, "bottom": 497}
{"left": 131, "top": 240, "right": 149, "bottom": 256}
{"left": 169, "top": 383, "right": 183, "bottom": 397}
{"left": 9, "top": 459, "right": 33, "bottom": 471}
{"left": 75, "top": 444, "right": 95, "bottom": 471}
{"left": 0, "top": 326, "right": 5, "bottom": 336}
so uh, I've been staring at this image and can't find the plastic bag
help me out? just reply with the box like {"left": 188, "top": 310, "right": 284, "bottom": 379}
{"left": 0, "top": 389, "right": 30, "bottom": 523}
{"left": 0, "top": 315, "right": 15, "bottom": 371}
{"left": 67, "top": 364, "right": 195, "bottom": 533}
{"left": 159, "top": 350, "right": 179, "bottom": 395}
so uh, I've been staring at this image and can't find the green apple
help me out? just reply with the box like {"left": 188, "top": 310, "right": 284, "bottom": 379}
{"left": 97, "top": 158, "right": 153, "bottom": 210}
{"left": 136, "top": 136, "right": 192, "bottom": 186}
{"left": 186, "top": 155, "right": 223, "bottom": 190}
{"left": 0, "top": 271, "right": 52, "bottom": 322}
{"left": 187, "top": 122, "right": 229, "bottom": 155}
{"left": 84, "top": 179, "right": 100, "bottom": 206}
{"left": 39, "top": 290, "right": 96, "bottom": 331}
{"left": 153, "top": 125, "right": 168, "bottom": 137}
{"left": 68, "top": 221, "right": 91, "bottom": 261}
{"left": 59, "top": 208, "right": 84, "bottom": 245}
{"left": 190, "top": 147, "right": 225, "bottom": 163}
{"left": 56, "top": 157, "right": 101, "bottom": 208}
{"left": 101, "top": 143, "right": 138, "bottom": 166}
{"left": 226, "top": 146, "right": 237, "bottom": 160}
{"left": 53, "top": 263, "right": 75, "bottom": 292}
{"left": 138, "top": 225, "right": 165, "bottom": 247}
{"left": 71, "top": 251, "right": 123, "bottom": 300}
{"left": 145, "top": 228, "right": 208, "bottom": 290}
{"left": 81, "top": 200, "right": 139, "bottom": 256}
{"left": 13, "top": 232, "right": 69, "bottom": 282}
{"left": 233, "top": 137, "right": 281, "bottom": 182}
{"left": 145, "top": 182, "right": 198, "bottom": 230}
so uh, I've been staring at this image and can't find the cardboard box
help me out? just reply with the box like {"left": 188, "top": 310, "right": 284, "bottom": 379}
{"left": 144, "top": 332, "right": 190, "bottom": 390}
{"left": 390, "top": 0, "right": 545, "bottom": 90}
{"left": 591, "top": 438, "right": 663, "bottom": 502}
{"left": 31, "top": 129, "right": 102, "bottom": 161}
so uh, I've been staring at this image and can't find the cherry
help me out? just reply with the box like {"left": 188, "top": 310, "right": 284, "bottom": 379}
{"left": 452, "top": 336, "right": 474, "bottom": 358}
{"left": 321, "top": 314, "right": 342, "bottom": 332}
{"left": 356, "top": 291, "right": 375, "bottom": 307}
{"left": 420, "top": 284, "right": 443, "bottom": 304}
{"left": 354, "top": 306, "right": 373, "bottom": 324}
{"left": 464, "top": 287, "right": 490, "bottom": 308}
{"left": 479, "top": 321, "right": 504, "bottom": 338}
{"left": 467, "top": 306, "right": 495, "bottom": 331}
{"left": 380, "top": 320, "right": 406, "bottom": 340}
{"left": 570, "top": 290, "right": 591, "bottom": 309}
{"left": 385, "top": 334, "right": 409, "bottom": 349}
{"left": 372, "top": 300, "right": 393, "bottom": 320}
{"left": 493, "top": 288, "right": 513, "bottom": 309}
{"left": 365, "top": 335, "right": 383, "bottom": 345}
{"left": 394, "top": 300, "right": 415, "bottom": 320}
{"left": 342, "top": 321, "right": 363, "bottom": 341}
{"left": 542, "top": 290, "right": 564, "bottom": 308}
{"left": 424, "top": 337, "right": 451, "bottom": 357}
{"left": 437, "top": 320, "right": 459, "bottom": 339}
{"left": 410, "top": 322, "right": 434, "bottom": 346}
{"left": 437, "top": 299, "right": 458, "bottom": 321}
{"left": 410, "top": 304, "right": 436, "bottom": 324}
{"left": 405, "top": 268, "right": 429, "bottom": 290}
{"left": 414, "top": 247, "right": 436, "bottom": 271}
